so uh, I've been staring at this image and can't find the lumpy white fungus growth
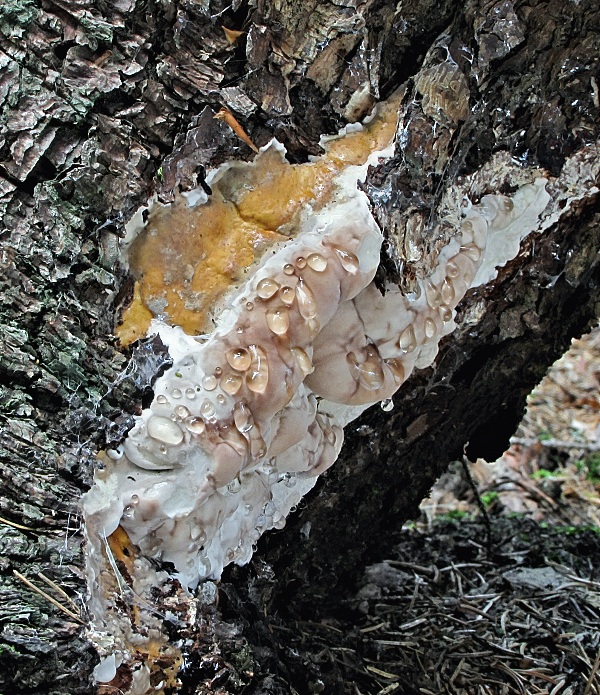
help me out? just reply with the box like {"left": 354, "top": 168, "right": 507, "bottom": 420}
{"left": 81, "top": 89, "right": 564, "bottom": 691}
{"left": 83, "top": 128, "right": 549, "bottom": 590}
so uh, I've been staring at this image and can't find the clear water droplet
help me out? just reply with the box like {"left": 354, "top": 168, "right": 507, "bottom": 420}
{"left": 256, "top": 277, "right": 279, "bottom": 299}
{"left": 332, "top": 245, "right": 359, "bottom": 273}
{"left": 266, "top": 306, "right": 290, "bottom": 335}
{"left": 306, "top": 253, "right": 328, "bottom": 272}
{"left": 202, "top": 374, "right": 217, "bottom": 391}
{"left": 226, "top": 347, "right": 252, "bottom": 371}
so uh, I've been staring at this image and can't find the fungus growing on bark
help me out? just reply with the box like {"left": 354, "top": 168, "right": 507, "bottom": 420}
{"left": 83, "top": 90, "right": 554, "bottom": 691}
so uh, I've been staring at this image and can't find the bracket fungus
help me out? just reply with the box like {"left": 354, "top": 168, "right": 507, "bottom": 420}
{"left": 83, "top": 91, "right": 552, "bottom": 691}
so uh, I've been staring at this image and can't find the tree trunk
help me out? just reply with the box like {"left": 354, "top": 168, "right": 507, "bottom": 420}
{"left": 0, "top": 0, "right": 598, "bottom": 693}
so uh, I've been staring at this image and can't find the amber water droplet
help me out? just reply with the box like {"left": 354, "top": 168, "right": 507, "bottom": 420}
{"left": 347, "top": 345, "right": 385, "bottom": 390}
{"left": 399, "top": 325, "right": 417, "bottom": 353}
{"left": 307, "top": 317, "right": 320, "bottom": 336}
{"left": 290, "top": 346, "right": 314, "bottom": 375}
{"left": 279, "top": 286, "right": 295, "bottom": 305}
{"left": 446, "top": 259, "right": 460, "bottom": 278}
{"left": 441, "top": 278, "right": 455, "bottom": 305}
{"left": 200, "top": 399, "right": 216, "bottom": 420}
{"left": 460, "top": 243, "right": 481, "bottom": 262}
{"left": 246, "top": 345, "right": 269, "bottom": 394}
{"left": 424, "top": 317, "right": 437, "bottom": 339}
{"left": 386, "top": 358, "right": 405, "bottom": 383}
{"left": 221, "top": 373, "right": 242, "bottom": 395}
{"left": 175, "top": 405, "right": 190, "bottom": 419}
{"left": 332, "top": 245, "right": 359, "bottom": 273}
{"left": 233, "top": 401, "right": 253, "bottom": 433}
{"left": 246, "top": 301, "right": 254, "bottom": 311}
{"left": 295, "top": 256, "right": 306, "bottom": 269}
{"left": 306, "top": 253, "right": 328, "bottom": 272}
{"left": 185, "top": 416, "right": 206, "bottom": 435}
{"left": 266, "top": 306, "right": 290, "bottom": 335}
{"left": 283, "top": 263, "right": 295, "bottom": 275}
{"left": 226, "top": 347, "right": 252, "bottom": 371}
{"left": 147, "top": 415, "right": 184, "bottom": 445}
{"left": 156, "top": 394, "right": 169, "bottom": 405}
{"left": 202, "top": 374, "right": 218, "bottom": 391}
{"left": 295, "top": 277, "right": 317, "bottom": 320}
{"left": 439, "top": 306, "right": 453, "bottom": 322}
{"left": 425, "top": 280, "right": 442, "bottom": 308}
{"left": 256, "top": 277, "right": 279, "bottom": 299}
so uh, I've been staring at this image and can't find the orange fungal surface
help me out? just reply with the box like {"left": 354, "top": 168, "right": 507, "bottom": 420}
{"left": 116, "top": 92, "right": 401, "bottom": 344}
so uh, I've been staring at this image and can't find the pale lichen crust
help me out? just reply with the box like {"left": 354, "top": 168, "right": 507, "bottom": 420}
{"left": 83, "top": 92, "right": 556, "bottom": 692}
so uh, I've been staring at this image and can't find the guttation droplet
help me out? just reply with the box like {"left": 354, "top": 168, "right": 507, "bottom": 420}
{"left": 202, "top": 374, "right": 217, "bottom": 391}
{"left": 226, "top": 347, "right": 252, "bottom": 372}
{"left": 185, "top": 416, "right": 206, "bottom": 435}
{"left": 246, "top": 345, "right": 269, "bottom": 394}
{"left": 283, "top": 263, "right": 295, "bottom": 275}
{"left": 156, "top": 394, "right": 169, "bottom": 405}
{"left": 439, "top": 306, "right": 453, "bottom": 322}
{"left": 175, "top": 405, "right": 190, "bottom": 419}
{"left": 399, "top": 325, "right": 417, "bottom": 353}
{"left": 295, "top": 256, "right": 306, "bottom": 269}
{"left": 256, "top": 277, "right": 279, "bottom": 299}
{"left": 424, "top": 317, "right": 437, "bottom": 339}
{"left": 441, "top": 278, "right": 455, "bottom": 304}
{"left": 306, "top": 253, "right": 328, "bottom": 272}
{"left": 347, "top": 344, "right": 385, "bottom": 390}
{"left": 381, "top": 398, "right": 394, "bottom": 412}
{"left": 147, "top": 415, "right": 184, "bottom": 446}
{"left": 295, "top": 277, "right": 317, "bottom": 320}
{"left": 332, "top": 245, "right": 359, "bottom": 273}
{"left": 266, "top": 306, "right": 290, "bottom": 335}
{"left": 425, "top": 280, "right": 442, "bottom": 308}
{"left": 200, "top": 399, "right": 216, "bottom": 420}
{"left": 446, "top": 259, "right": 460, "bottom": 278}
{"left": 221, "top": 373, "right": 242, "bottom": 395}
{"left": 290, "top": 346, "right": 314, "bottom": 375}
{"left": 233, "top": 401, "right": 253, "bottom": 433}
{"left": 386, "top": 358, "right": 405, "bottom": 383}
{"left": 279, "top": 286, "right": 295, "bottom": 305}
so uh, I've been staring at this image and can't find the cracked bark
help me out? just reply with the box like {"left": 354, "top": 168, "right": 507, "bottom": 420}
{"left": 0, "top": 0, "right": 598, "bottom": 693}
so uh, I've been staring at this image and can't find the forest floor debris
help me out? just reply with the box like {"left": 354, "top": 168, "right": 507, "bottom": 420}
{"left": 274, "top": 328, "right": 600, "bottom": 694}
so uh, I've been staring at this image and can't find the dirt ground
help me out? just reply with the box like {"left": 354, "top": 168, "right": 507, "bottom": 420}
{"left": 258, "top": 328, "right": 600, "bottom": 695}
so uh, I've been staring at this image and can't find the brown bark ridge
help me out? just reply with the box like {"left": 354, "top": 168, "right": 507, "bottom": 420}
{"left": 0, "top": 0, "right": 598, "bottom": 693}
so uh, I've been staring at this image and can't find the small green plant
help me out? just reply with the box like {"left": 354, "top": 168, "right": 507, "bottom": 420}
{"left": 530, "top": 468, "right": 561, "bottom": 480}
{"left": 576, "top": 453, "right": 600, "bottom": 483}
{"left": 480, "top": 491, "right": 499, "bottom": 507}
{"left": 441, "top": 509, "right": 471, "bottom": 521}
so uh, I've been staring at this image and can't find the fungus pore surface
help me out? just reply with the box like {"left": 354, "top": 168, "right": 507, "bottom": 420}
{"left": 83, "top": 92, "right": 553, "bottom": 690}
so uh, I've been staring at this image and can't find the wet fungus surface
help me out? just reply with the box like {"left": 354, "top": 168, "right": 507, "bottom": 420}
{"left": 83, "top": 92, "right": 552, "bottom": 692}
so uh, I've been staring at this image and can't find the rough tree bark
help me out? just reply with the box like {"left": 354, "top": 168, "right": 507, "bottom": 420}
{"left": 0, "top": 0, "right": 598, "bottom": 693}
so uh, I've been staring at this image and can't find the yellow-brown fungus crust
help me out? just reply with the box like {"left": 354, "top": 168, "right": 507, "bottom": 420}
{"left": 116, "top": 91, "right": 401, "bottom": 344}
{"left": 107, "top": 525, "right": 136, "bottom": 578}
